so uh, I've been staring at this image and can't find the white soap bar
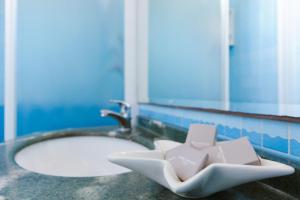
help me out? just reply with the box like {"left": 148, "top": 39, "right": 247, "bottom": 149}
{"left": 185, "top": 124, "right": 216, "bottom": 149}
{"left": 217, "top": 137, "right": 261, "bottom": 165}
{"left": 194, "top": 138, "right": 260, "bottom": 166}
{"left": 199, "top": 146, "right": 225, "bottom": 166}
{"left": 166, "top": 144, "right": 208, "bottom": 181}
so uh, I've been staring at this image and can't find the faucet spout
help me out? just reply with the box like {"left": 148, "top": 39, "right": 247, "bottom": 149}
{"left": 100, "top": 100, "right": 132, "bottom": 132}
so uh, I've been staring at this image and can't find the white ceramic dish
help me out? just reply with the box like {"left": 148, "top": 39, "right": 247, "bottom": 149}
{"left": 108, "top": 140, "right": 295, "bottom": 198}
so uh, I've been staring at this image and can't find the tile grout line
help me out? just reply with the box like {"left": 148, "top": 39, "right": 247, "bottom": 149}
{"left": 260, "top": 120, "right": 264, "bottom": 148}
{"left": 240, "top": 117, "right": 243, "bottom": 137}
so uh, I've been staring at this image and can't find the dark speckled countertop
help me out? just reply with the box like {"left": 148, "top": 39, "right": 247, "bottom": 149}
{"left": 0, "top": 126, "right": 298, "bottom": 200}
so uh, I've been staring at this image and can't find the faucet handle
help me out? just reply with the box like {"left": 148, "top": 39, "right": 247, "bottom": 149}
{"left": 109, "top": 100, "right": 131, "bottom": 116}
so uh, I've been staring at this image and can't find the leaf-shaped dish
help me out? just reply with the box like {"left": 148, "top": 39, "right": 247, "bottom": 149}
{"left": 108, "top": 140, "right": 294, "bottom": 198}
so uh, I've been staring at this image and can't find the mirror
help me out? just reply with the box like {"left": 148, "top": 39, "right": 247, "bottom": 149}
{"left": 144, "top": 0, "right": 300, "bottom": 118}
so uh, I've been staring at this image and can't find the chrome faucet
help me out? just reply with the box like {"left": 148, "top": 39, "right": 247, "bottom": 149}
{"left": 100, "top": 100, "right": 131, "bottom": 132}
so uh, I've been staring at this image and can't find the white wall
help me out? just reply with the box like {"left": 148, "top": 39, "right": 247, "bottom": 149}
{"left": 124, "top": 0, "right": 138, "bottom": 125}
{"left": 137, "top": 0, "right": 149, "bottom": 103}
{"left": 221, "top": 0, "right": 230, "bottom": 110}
{"left": 4, "top": 0, "right": 17, "bottom": 141}
{"left": 125, "top": 0, "right": 149, "bottom": 125}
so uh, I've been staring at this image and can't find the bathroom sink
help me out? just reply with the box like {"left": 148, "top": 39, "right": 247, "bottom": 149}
{"left": 15, "top": 136, "right": 148, "bottom": 177}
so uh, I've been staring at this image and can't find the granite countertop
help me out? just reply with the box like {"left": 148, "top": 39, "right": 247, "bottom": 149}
{"left": 0, "top": 127, "right": 298, "bottom": 200}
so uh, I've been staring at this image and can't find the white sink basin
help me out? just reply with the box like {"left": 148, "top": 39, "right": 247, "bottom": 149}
{"left": 15, "top": 136, "right": 148, "bottom": 177}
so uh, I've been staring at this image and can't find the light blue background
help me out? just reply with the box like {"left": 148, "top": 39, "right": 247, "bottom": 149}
{"left": 149, "top": 0, "right": 224, "bottom": 109}
{"left": 0, "top": 0, "right": 4, "bottom": 142}
{"left": 148, "top": 0, "right": 280, "bottom": 116}
{"left": 229, "top": 0, "right": 278, "bottom": 115}
{"left": 16, "top": 0, "right": 124, "bottom": 136}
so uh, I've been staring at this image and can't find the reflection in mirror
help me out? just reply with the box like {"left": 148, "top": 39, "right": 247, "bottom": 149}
{"left": 229, "top": 0, "right": 278, "bottom": 115}
{"left": 145, "top": 0, "right": 300, "bottom": 118}
{"left": 149, "top": 0, "right": 228, "bottom": 110}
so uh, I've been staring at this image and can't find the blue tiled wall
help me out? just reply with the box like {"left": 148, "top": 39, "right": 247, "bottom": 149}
{"left": 291, "top": 124, "right": 300, "bottom": 157}
{"left": 139, "top": 104, "right": 300, "bottom": 165}
{"left": 16, "top": 0, "right": 124, "bottom": 136}
{"left": 262, "top": 121, "right": 288, "bottom": 153}
{"left": 241, "top": 118, "right": 262, "bottom": 146}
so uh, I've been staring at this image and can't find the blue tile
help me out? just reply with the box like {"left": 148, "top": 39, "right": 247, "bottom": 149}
{"left": 242, "top": 118, "right": 262, "bottom": 146}
{"left": 223, "top": 116, "right": 242, "bottom": 139}
{"left": 0, "top": 106, "right": 4, "bottom": 143}
{"left": 242, "top": 130, "right": 261, "bottom": 146}
{"left": 169, "top": 115, "right": 181, "bottom": 126}
{"left": 140, "top": 106, "right": 291, "bottom": 156}
{"left": 151, "top": 112, "right": 159, "bottom": 120}
{"left": 225, "top": 115, "right": 242, "bottom": 129}
{"left": 164, "top": 114, "right": 175, "bottom": 125}
{"left": 290, "top": 139, "right": 300, "bottom": 157}
{"left": 217, "top": 124, "right": 226, "bottom": 136}
{"left": 158, "top": 113, "right": 169, "bottom": 124}
{"left": 191, "top": 119, "right": 201, "bottom": 124}
{"left": 262, "top": 120, "right": 288, "bottom": 153}
{"left": 181, "top": 118, "right": 193, "bottom": 129}
{"left": 290, "top": 123, "right": 300, "bottom": 157}
{"left": 211, "top": 114, "right": 225, "bottom": 127}
{"left": 225, "top": 127, "right": 241, "bottom": 139}
{"left": 188, "top": 110, "right": 202, "bottom": 121}
{"left": 138, "top": 108, "right": 150, "bottom": 117}
{"left": 263, "top": 120, "right": 288, "bottom": 138}
{"left": 201, "top": 113, "right": 216, "bottom": 124}
{"left": 263, "top": 134, "right": 288, "bottom": 153}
